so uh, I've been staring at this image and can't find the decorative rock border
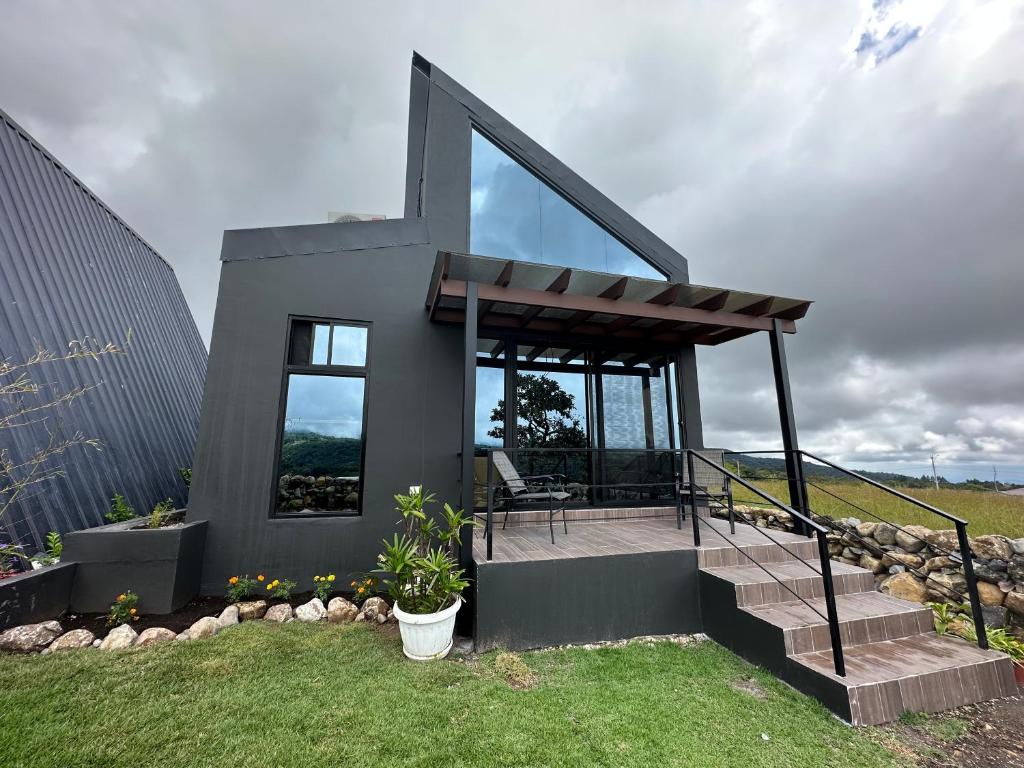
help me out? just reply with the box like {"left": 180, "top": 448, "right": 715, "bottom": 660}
{"left": 717, "top": 504, "right": 1024, "bottom": 629}
{"left": 0, "top": 596, "right": 397, "bottom": 656}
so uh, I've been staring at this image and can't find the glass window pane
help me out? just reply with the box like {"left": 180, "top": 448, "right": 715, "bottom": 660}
{"left": 311, "top": 324, "right": 330, "bottom": 365}
{"left": 475, "top": 364, "right": 505, "bottom": 448}
{"left": 470, "top": 130, "right": 666, "bottom": 280}
{"left": 331, "top": 324, "right": 367, "bottom": 367}
{"left": 601, "top": 374, "right": 646, "bottom": 449}
{"left": 649, "top": 373, "right": 671, "bottom": 450}
{"left": 276, "top": 374, "right": 364, "bottom": 515}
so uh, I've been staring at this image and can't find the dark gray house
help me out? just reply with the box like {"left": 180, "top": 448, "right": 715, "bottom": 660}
{"left": 188, "top": 54, "right": 1015, "bottom": 725}
{"left": 0, "top": 109, "right": 207, "bottom": 553}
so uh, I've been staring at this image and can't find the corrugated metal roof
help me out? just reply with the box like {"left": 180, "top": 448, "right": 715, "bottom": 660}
{"left": 0, "top": 108, "right": 208, "bottom": 553}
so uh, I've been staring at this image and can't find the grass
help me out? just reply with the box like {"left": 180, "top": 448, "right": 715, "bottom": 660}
{"left": 0, "top": 622, "right": 903, "bottom": 768}
{"left": 733, "top": 479, "right": 1024, "bottom": 538}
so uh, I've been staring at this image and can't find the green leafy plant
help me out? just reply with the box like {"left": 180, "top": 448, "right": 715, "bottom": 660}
{"left": 148, "top": 498, "right": 175, "bottom": 529}
{"left": 107, "top": 590, "right": 140, "bottom": 626}
{"left": 178, "top": 467, "right": 192, "bottom": 487}
{"left": 982, "top": 627, "right": 1024, "bottom": 669}
{"left": 32, "top": 531, "right": 63, "bottom": 566}
{"left": 926, "top": 601, "right": 970, "bottom": 636}
{"left": 349, "top": 575, "right": 377, "bottom": 603}
{"left": 374, "top": 487, "right": 476, "bottom": 615}
{"left": 265, "top": 577, "right": 296, "bottom": 600}
{"left": 106, "top": 493, "right": 136, "bottom": 523}
{"left": 226, "top": 574, "right": 259, "bottom": 603}
{"left": 312, "top": 573, "right": 336, "bottom": 601}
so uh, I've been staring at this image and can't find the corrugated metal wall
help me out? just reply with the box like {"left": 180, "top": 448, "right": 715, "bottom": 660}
{"left": 0, "top": 109, "right": 208, "bottom": 553}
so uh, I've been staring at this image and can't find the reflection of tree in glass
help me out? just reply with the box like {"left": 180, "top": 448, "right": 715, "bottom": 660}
{"left": 488, "top": 374, "right": 586, "bottom": 449}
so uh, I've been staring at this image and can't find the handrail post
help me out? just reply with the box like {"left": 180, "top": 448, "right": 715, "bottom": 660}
{"left": 486, "top": 451, "right": 494, "bottom": 562}
{"left": 675, "top": 467, "right": 683, "bottom": 530}
{"left": 794, "top": 451, "right": 812, "bottom": 538}
{"left": 816, "top": 529, "right": 846, "bottom": 677}
{"left": 686, "top": 450, "right": 700, "bottom": 546}
{"left": 956, "top": 520, "right": 988, "bottom": 649}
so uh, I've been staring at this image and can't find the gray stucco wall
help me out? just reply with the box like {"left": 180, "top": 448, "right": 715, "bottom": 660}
{"left": 188, "top": 219, "right": 465, "bottom": 592}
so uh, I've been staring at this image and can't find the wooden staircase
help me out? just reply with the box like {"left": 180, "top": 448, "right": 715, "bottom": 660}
{"left": 698, "top": 537, "right": 1018, "bottom": 725}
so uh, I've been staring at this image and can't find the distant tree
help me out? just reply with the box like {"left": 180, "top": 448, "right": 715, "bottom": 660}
{"left": 488, "top": 374, "right": 587, "bottom": 449}
{"left": 0, "top": 337, "right": 126, "bottom": 566}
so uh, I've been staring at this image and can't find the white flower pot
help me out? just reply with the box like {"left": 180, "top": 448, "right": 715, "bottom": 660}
{"left": 392, "top": 597, "right": 462, "bottom": 661}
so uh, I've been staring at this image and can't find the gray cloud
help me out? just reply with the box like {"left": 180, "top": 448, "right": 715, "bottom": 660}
{"left": 2, "top": 0, "right": 1022, "bottom": 480}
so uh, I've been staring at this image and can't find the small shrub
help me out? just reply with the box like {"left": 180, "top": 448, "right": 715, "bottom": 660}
{"left": 108, "top": 591, "right": 140, "bottom": 626}
{"left": 178, "top": 467, "right": 192, "bottom": 487}
{"left": 226, "top": 574, "right": 259, "bottom": 603}
{"left": 312, "top": 574, "right": 336, "bottom": 601}
{"left": 265, "top": 578, "right": 296, "bottom": 600}
{"left": 106, "top": 494, "right": 136, "bottom": 523}
{"left": 32, "top": 531, "right": 63, "bottom": 567}
{"left": 148, "top": 498, "right": 175, "bottom": 529}
{"left": 350, "top": 575, "right": 377, "bottom": 603}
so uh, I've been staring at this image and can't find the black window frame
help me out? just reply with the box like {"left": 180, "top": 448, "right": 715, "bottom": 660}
{"left": 270, "top": 316, "right": 372, "bottom": 519}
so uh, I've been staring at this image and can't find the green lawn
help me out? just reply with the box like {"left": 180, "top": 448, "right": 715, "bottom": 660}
{"left": 0, "top": 622, "right": 900, "bottom": 768}
{"left": 734, "top": 479, "right": 1024, "bottom": 538}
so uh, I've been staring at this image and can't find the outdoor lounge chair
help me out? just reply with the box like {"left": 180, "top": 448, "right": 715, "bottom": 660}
{"left": 489, "top": 450, "right": 571, "bottom": 544}
{"left": 679, "top": 448, "right": 734, "bottom": 519}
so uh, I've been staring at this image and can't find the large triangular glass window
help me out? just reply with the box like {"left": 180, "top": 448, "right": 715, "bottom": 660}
{"left": 470, "top": 130, "right": 666, "bottom": 280}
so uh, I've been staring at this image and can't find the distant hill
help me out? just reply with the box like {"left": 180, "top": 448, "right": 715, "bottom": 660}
{"left": 725, "top": 453, "right": 1020, "bottom": 492}
{"left": 280, "top": 431, "right": 362, "bottom": 476}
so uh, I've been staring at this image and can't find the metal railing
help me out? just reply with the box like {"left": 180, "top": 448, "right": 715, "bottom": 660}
{"left": 726, "top": 449, "right": 989, "bottom": 650}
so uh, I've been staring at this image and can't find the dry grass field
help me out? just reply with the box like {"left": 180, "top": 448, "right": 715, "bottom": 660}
{"left": 733, "top": 479, "right": 1024, "bottom": 539}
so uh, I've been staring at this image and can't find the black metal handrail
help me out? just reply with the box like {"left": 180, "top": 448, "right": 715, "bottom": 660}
{"left": 726, "top": 448, "right": 989, "bottom": 650}
{"left": 683, "top": 450, "right": 845, "bottom": 677}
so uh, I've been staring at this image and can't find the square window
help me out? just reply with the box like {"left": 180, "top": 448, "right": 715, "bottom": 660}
{"left": 330, "top": 325, "right": 368, "bottom": 367}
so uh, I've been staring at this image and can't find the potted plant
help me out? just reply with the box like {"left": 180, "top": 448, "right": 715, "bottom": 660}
{"left": 375, "top": 488, "right": 475, "bottom": 661}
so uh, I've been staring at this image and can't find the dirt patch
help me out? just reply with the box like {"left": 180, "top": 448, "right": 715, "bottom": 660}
{"left": 494, "top": 651, "right": 538, "bottom": 690}
{"left": 730, "top": 677, "right": 769, "bottom": 700}
{"left": 874, "top": 686, "right": 1024, "bottom": 768}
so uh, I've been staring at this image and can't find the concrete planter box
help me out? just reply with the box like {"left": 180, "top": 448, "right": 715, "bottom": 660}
{"left": 0, "top": 562, "right": 77, "bottom": 630}
{"left": 62, "top": 515, "right": 207, "bottom": 614}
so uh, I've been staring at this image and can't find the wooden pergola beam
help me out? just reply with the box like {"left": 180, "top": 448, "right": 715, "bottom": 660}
{"left": 563, "top": 276, "right": 629, "bottom": 330}
{"left": 440, "top": 279, "right": 796, "bottom": 334}
{"left": 518, "top": 268, "right": 572, "bottom": 328}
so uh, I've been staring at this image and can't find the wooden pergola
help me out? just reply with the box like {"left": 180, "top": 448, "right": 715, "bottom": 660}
{"left": 424, "top": 251, "right": 815, "bottom": 567}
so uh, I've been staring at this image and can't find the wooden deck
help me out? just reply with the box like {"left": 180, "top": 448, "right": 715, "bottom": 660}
{"left": 473, "top": 514, "right": 814, "bottom": 564}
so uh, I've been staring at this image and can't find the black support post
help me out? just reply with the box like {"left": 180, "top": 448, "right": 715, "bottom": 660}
{"left": 769, "top": 319, "right": 810, "bottom": 536}
{"left": 460, "top": 282, "right": 478, "bottom": 574}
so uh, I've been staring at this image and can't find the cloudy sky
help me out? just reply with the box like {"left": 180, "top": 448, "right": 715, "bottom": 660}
{"left": 2, "top": 0, "right": 1022, "bottom": 482}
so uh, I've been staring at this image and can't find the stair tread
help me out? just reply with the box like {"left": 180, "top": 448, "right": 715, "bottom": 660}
{"left": 701, "top": 559, "right": 869, "bottom": 585}
{"left": 743, "top": 591, "right": 929, "bottom": 629}
{"left": 792, "top": 632, "right": 1014, "bottom": 686}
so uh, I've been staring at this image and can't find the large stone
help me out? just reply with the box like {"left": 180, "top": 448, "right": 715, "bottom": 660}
{"left": 1009, "top": 556, "right": 1024, "bottom": 584}
{"left": 855, "top": 521, "right": 878, "bottom": 539}
{"left": 264, "top": 603, "right": 292, "bottom": 623}
{"left": 295, "top": 598, "right": 327, "bottom": 622}
{"left": 236, "top": 600, "right": 268, "bottom": 621}
{"left": 48, "top": 628, "right": 95, "bottom": 652}
{"left": 982, "top": 605, "right": 1008, "bottom": 629}
{"left": 0, "top": 621, "right": 63, "bottom": 653}
{"left": 971, "top": 535, "right": 1013, "bottom": 562}
{"left": 186, "top": 616, "right": 221, "bottom": 640}
{"left": 1005, "top": 590, "right": 1024, "bottom": 618}
{"left": 327, "top": 597, "right": 358, "bottom": 623}
{"left": 361, "top": 596, "right": 390, "bottom": 623}
{"left": 925, "top": 529, "right": 961, "bottom": 554}
{"left": 894, "top": 525, "right": 931, "bottom": 553}
{"left": 136, "top": 627, "right": 177, "bottom": 647}
{"left": 976, "top": 580, "right": 1005, "bottom": 607}
{"left": 217, "top": 605, "right": 240, "bottom": 628}
{"left": 99, "top": 624, "right": 138, "bottom": 650}
{"left": 882, "top": 551, "right": 925, "bottom": 570}
{"left": 1010, "top": 539, "right": 1024, "bottom": 556}
{"left": 927, "top": 571, "right": 967, "bottom": 599}
{"left": 924, "top": 555, "right": 953, "bottom": 572}
{"left": 873, "top": 523, "right": 897, "bottom": 546}
{"left": 859, "top": 554, "right": 887, "bottom": 575}
{"left": 974, "top": 563, "right": 1006, "bottom": 585}
{"left": 880, "top": 572, "right": 928, "bottom": 604}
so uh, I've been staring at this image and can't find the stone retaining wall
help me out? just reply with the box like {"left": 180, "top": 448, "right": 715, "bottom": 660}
{"left": 276, "top": 475, "right": 359, "bottom": 513}
{"left": 715, "top": 504, "right": 1024, "bottom": 630}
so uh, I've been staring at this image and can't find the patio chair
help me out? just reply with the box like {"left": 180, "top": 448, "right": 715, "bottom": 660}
{"left": 489, "top": 451, "right": 571, "bottom": 544}
{"left": 679, "top": 448, "right": 734, "bottom": 519}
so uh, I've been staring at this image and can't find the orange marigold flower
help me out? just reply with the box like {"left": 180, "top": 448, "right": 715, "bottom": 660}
{"left": 257, "top": 574, "right": 265, "bottom": 582}
{"left": 117, "top": 593, "right": 126, "bottom": 602}
{"left": 228, "top": 576, "right": 239, "bottom": 585}
{"left": 130, "top": 608, "right": 138, "bottom": 615}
